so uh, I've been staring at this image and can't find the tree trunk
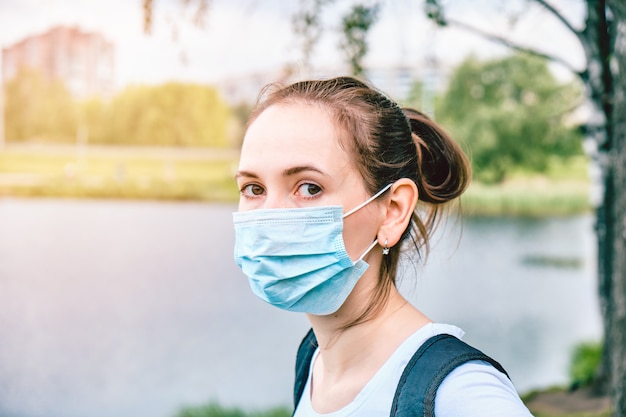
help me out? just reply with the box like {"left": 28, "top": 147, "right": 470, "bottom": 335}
{"left": 605, "top": 2, "right": 626, "bottom": 415}
{"left": 577, "top": 0, "right": 616, "bottom": 399}
{"left": 609, "top": 128, "right": 626, "bottom": 413}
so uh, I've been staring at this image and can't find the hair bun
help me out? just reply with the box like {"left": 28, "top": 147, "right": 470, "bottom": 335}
{"left": 402, "top": 108, "right": 471, "bottom": 204}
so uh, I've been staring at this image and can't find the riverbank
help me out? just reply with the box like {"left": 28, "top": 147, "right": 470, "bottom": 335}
{"left": 0, "top": 144, "right": 592, "bottom": 216}
{"left": 524, "top": 387, "right": 611, "bottom": 417}
{"left": 0, "top": 144, "right": 240, "bottom": 202}
{"left": 463, "top": 176, "right": 591, "bottom": 217}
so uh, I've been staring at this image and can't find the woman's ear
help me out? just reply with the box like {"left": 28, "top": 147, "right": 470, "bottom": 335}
{"left": 378, "top": 179, "right": 418, "bottom": 247}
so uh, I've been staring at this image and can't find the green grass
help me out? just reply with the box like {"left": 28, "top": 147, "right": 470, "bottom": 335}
{"left": 0, "top": 145, "right": 240, "bottom": 202}
{"left": 462, "top": 156, "right": 592, "bottom": 217}
{"left": 462, "top": 178, "right": 591, "bottom": 217}
{"left": 173, "top": 403, "right": 291, "bottom": 417}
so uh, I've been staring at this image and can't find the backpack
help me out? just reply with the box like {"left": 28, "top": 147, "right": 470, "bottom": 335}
{"left": 293, "top": 329, "right": 509, "bottom": 417}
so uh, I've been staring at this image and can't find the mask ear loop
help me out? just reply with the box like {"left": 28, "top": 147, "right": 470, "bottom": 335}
{"left": 343, "top": 183, "right": 393, "bottom": 218}
{"left": 357, "top": 239, "right": 379, "bottom": 261}
{"left": 345, "top": 183, "right": 394, "bottom": 262}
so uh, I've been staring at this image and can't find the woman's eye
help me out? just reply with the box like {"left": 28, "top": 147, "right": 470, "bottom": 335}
{"left": 297, "top": 183, "right": 322, "bottom": 197}
{"left": 241, "top": 184, "right": 265, "bottom": 197}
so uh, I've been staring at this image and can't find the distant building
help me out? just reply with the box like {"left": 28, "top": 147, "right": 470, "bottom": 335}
{"left": 216, "top": 67, "right": 297, "bottom": 106}
{"left": 216, "top": 65, "right": 429, "bottom": 107}
{"left": 2, "top": 26, "right": 115, "bottom": 98}
{"left": 366, "top": 65, "right": 419, "bottom": 102}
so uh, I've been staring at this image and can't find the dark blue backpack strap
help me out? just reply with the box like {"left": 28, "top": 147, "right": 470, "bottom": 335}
{"left": 390, "top": 333, "right": 509, "bottom": 417}
{"left": 293, "top": 328, "right": 318, "bottom": 411}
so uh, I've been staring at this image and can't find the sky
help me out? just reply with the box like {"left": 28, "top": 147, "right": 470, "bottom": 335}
{"left": 0, "top": 0, "right": 587, "bottom": 91}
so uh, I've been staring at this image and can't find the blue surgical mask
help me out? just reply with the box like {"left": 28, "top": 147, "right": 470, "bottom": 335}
{"left": 232, "top": 184, "right": 392, "bottom": 315}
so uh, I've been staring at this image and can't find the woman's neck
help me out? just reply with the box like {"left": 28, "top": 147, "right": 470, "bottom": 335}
{"left": 305, "top": 288, "right": 431, "bottom": 413}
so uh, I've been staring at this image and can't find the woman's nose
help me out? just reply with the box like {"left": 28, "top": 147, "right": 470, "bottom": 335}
{"left": 262, "top": 192, "right": 293, "bottom": 210}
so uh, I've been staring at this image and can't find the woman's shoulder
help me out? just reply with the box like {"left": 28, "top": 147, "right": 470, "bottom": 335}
{"left": 401, "top": 323, "right": 533, "bottom": 416}
{"left": 435, "top": 359, "right": 534, "bottom": 417}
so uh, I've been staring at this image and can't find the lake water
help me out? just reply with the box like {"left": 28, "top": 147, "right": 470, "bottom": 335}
{"left": 0, "top": 198, "right": 602, "bottom": 417}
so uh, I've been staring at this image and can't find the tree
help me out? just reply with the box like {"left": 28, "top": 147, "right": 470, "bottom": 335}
{"left": 78, "top": 97, "right": 109, "bottom": 145}
{"left": 4, "top": 68, "right": 77, "bottom": 142}
{"left": 338, "top": 3, "right": 380, "bottom": 76}
{"left": 603, "top": 2, "right": 626, "bottom": 414}
{"left": 142, "top": 0, "right": 209, "bottom": 35}
{"left": 104, "top": 82, "right": 231, "bottom": 147}
{"left": 292, "top": 0, "right": 334, "bottom": 73}
{"left": 436, "top": 53, "right": 583, "bottom": 183}
{"left": 603, "top": 0, "right": 626, "bottom": 415}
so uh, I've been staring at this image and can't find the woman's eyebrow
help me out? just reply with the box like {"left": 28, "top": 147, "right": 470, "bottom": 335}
{"left": 283, "top": 165, "right": 328, "bottom": 177}
{"left": 235, "top": 170, "right": 258, "bottom": 180}
{"left": 235, "top": 166, "right": 328, "bottom": 180}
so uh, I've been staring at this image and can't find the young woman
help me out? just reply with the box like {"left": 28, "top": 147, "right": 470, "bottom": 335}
{"left": 233, "top": 76, "right": 533, "bottom": 416}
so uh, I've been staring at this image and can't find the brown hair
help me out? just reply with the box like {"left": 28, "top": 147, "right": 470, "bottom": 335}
{"left": 248, "top": 76, "right": 471, "bottom": 325}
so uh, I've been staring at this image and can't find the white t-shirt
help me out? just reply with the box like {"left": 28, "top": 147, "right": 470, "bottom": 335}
{"left": 293, "top": 323, "right": 533, "bottom": 417}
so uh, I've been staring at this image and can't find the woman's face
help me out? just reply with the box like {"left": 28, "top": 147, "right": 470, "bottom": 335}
{"left": 236, "top": 102, "right": 384, "bottom": 260}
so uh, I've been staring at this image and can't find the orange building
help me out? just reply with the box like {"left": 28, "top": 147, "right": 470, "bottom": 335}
{"left": 2, "top": 26, "right": 115, "bottom": 98}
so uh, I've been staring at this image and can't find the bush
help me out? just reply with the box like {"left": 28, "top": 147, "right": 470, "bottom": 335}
{"left": 174, "top": 403, "right": 291, "bottom": 417}
{"left": 569, "top": 341, "right": 603, "bottom": 388}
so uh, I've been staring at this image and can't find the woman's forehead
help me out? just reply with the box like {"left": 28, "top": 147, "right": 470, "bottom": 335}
{"left": 243, "top": 103, "right": 341, "bottom": 150}
{"left": 239, "top": 103, "right": 354, "bottom": 175}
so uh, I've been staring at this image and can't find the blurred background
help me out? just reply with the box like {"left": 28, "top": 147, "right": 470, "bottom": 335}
{"left": 0, "top": 1, "right": 610, "bottom": 416}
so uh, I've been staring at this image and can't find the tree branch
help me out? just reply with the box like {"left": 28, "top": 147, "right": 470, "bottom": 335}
{"left": 445, "top": 16, "right": 585, "bottom": 79}
{"left": 143, "top": 0, "right": 153, "bottom": 34}
{"left": 532, "top": 0, "right": 582, "bottom": 38}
